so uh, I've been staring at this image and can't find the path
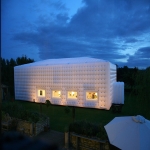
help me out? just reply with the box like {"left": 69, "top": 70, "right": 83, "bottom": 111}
{"left": 33, "top": 130, "right": 67, "bottom": 150}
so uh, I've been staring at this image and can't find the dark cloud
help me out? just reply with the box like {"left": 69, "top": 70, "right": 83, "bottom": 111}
{"left": 125, "top": 38, "right": 139, "bottom": 43}
{"left": 51, "top": 0, "right": 68, "bottom": 11}
{"left": 39, "top": 0, "right": 68, "bottom": 11}
{"left": 126, "top": 47, "right": 150, "bottom": 68}
{"left": 12, "top": 0, "right": 150, "bottom": 68}
{"left": 136, "top": 47, "right": 150, "bottom": 57}
{"left": 71, "top": 0, "right": 150, "bottom": 37}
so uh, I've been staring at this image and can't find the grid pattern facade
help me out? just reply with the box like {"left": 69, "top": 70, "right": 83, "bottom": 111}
{"left": 14, "top": 57, "right": 122, "bottom": 110}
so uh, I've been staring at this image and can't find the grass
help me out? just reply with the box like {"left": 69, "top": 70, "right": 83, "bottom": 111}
{"left": 7, "top": 92, "right": 150, "bottom": 132}
{"left": 14, "top": 101, "right": 120, "bottom": 132}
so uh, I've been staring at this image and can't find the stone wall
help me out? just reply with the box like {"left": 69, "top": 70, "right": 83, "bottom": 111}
{"left": 69, "top": 133, "right": 110, "bottom": 150}
{"left": 17, "top": 119, "right": 33, "bottom": 136}
{"left": 16, "top": 117, "right": 50, "bottom": 136}
{"left": 34, "top": 117, "right": 50, "bottom": 136}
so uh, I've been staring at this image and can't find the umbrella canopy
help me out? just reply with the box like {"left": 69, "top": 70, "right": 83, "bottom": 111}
{"left": 104, "top": 115, "right": 150, "bottom": 150}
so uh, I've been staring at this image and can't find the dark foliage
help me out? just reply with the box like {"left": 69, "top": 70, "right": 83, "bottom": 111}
{"left": 45, "top": 100, "right": 51, "bottom": 107}
{"left": 69, "top": 120, "right": 108, "bottom": 140}
{"left": 2, "top": 102, "right": 46, "bottom": 123}
{"left": 117, "top": 66, "right": 139, "bottom": 92}
{"left": 117, "top": 65, "right": 150, "bottom": 119}
{"left": 1, "top": 55, "right": 34, "bottom": 96}
{"left": 130, "top": 67, "right": 150, "bottom": 118}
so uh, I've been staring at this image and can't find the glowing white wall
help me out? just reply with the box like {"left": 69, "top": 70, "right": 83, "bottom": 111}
{"left": 14, "top": 58, "right": 122, "bottom": 110}
{"left": 112, "top": 82, "right": 124, "bottom": 104}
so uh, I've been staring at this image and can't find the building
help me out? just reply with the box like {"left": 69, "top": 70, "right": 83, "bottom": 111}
{"left": 14, "top": 57, "right": 124, "bottom": 110}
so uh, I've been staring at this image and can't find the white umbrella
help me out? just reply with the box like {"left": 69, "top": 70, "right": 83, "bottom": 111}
{"left": 104, "top": 115, "right": 150, "bottom": 150}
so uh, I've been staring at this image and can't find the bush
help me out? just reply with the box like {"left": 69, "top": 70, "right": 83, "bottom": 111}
{"left": 45, "top": 100, "right": 51, "bottom": 107}
{"left": 2, "top": 102, "right": 47, "bottom": 123}
{"left": 69, "top": 120, "right": 108, "bottom": 140}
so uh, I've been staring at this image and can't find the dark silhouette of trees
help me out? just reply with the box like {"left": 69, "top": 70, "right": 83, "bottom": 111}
{"left": 1, "top": 55, "right": 34, "bottom": 97}
{"left": 16, "top": 55, "right": 34, "bottom": 65}
{"left": 117, "top": 66, "right": 139, "bottom": 92}
{"left": 131, "top": 67, "right": 150, "bottom": 119}
{"left": 117, "top": 65, "right": 150, "bottom": 119}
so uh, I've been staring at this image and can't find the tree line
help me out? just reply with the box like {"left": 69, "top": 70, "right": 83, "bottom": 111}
{"left": 1, "top": 55, "right": 34, "bottom": 96}
{"left": 117, "top": 65, "right": 150, "bottom": 119}
{"left": 117, "top": 66, "right": 139, "bottom": 91}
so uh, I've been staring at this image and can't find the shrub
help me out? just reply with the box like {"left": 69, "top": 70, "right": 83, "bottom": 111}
{"left": 69, "top": 120, "right": 108, "bottom": 140}
{"left": 45, "top": 100, "right": 51, "bottom": 107}
{"left": 2, "top": 102, "right": 47, "bottom": 123}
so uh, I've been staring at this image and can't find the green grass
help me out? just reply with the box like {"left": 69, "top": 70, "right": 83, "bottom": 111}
{"left": 11, "top": 92, "right": 150, "bottom": 132}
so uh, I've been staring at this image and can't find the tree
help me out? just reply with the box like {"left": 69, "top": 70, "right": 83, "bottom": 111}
{"left": 45, "top": 100, "right": 51, "bottom": 107}
{"left": 64, "top": 106, "right": 76, "bottom": 123}
{"left": 131, "top": 68, "right": 150, "bottom": 119}
{"left": 117, "top": 66, "right": 139, "bottom": 92}
{"left": 16, "top": 55, "right": 34, "bottom": 65}
{"left": 10, "top": 58, "right": 16, "bottom": 66}
{"left": 1, "top": 56, "right": 35, "bottom": 97}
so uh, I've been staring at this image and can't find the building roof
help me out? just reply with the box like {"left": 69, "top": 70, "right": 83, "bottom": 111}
{"left": 15, "top": 57, "right": 108, "bottom": 68}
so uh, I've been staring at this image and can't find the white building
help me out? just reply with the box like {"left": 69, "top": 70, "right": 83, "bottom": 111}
{"left": 14, "top": 57, "right": 124, "bottom": 110}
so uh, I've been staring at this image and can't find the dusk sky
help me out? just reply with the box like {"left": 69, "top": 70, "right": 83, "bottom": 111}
{"left": 2, "top": 0, "right": 150, "bottom": 68}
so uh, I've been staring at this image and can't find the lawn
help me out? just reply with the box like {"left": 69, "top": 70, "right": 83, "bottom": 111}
{"left": 12, "top": 92, "right": 148, "bottom": 133}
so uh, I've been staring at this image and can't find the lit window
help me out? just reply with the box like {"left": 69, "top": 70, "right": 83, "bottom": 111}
{"left": 68, "top": 91, "right": 77, "bottom": 99}
{"left": 38, "top": 90, "right": 45, "bottom": 97}
{"left": 86, "top": 92, "right": 98, "bottom": 100}
{"left": 52, "top": 90, "right": 61, "bottom": 98}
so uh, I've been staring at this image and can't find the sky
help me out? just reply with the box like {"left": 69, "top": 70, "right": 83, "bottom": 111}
{"left": 1, "top": 0, "right": 150, "bottom": 68}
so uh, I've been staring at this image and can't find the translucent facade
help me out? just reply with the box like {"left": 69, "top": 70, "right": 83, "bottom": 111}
{"left": 14, "top": 57, "right": 124, "bottom": 110}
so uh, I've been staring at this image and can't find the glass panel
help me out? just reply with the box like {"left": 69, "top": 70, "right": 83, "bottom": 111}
{"left": 68, "top": 91, "right": 77, "bottom": 99}
{"left": 52, "top": 90, "right": 61, "bottom": 98}
{"left": 86, "top": 92, "right": 98, "bottom": 100}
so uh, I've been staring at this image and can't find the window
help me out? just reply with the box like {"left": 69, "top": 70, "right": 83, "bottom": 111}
{"left": 86, "top": 92, "right": 98, "bottom": 100}
{"left": 68, "top": 91, "right": 77, "bottom": 99}
{"left": 52, "top": 90, "right": 61, "bottom": 98}
{"left": 38, "top": 90, "right": 45, "bottom": 97}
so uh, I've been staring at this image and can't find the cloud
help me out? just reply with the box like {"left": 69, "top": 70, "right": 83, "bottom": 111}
{"left": 12, "top": 0, "right": 150, "bottom": 68}
{"left": 126, "top": 47, "right": 150, "bottom": 68}
{"left": 125, "top": 38, "right": 139, "bottom": 43}
{"left": 50, "top": 0, "right": 68, "bottom": 11}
